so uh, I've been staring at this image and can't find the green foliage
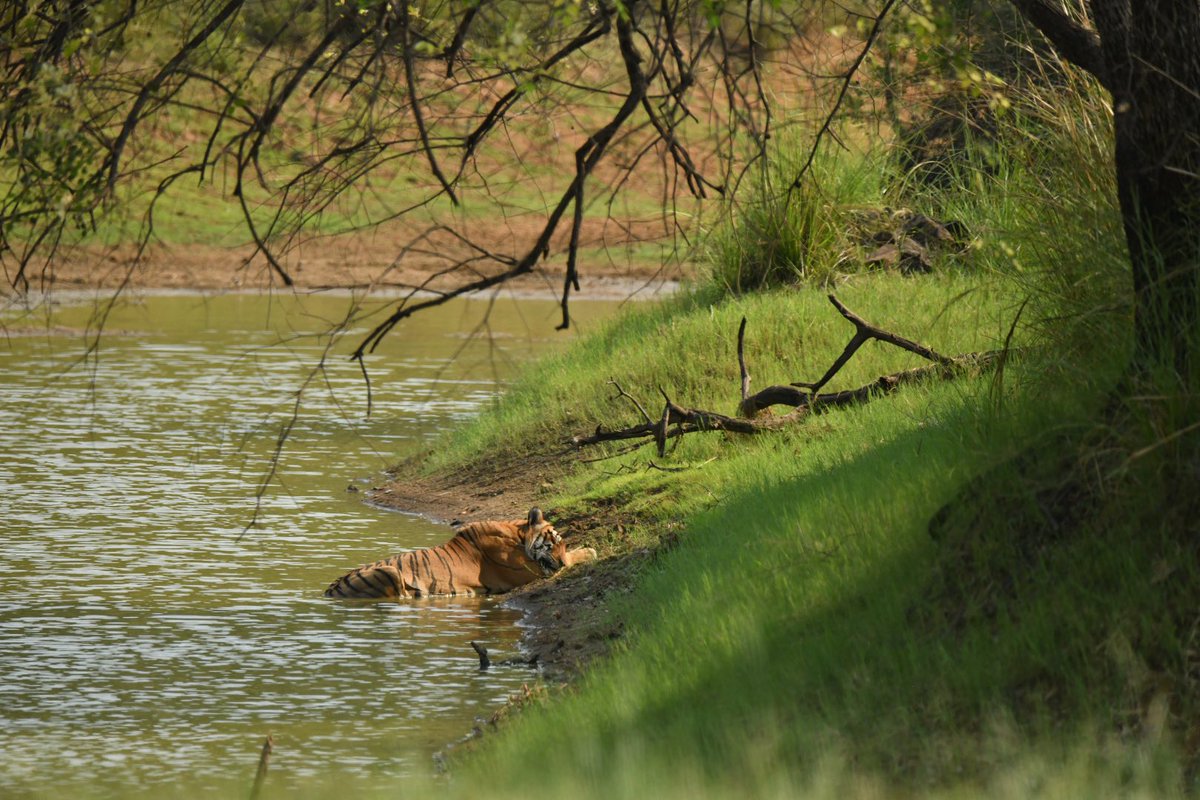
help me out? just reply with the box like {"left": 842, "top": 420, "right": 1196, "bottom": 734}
{"left": 241, "top": 0, "right": 331, "bottom": 48}
{"left": 866, "top": 0, "right": 1037, "bottom": 188}
{"left": 401, "top": 45, "right": 1200, "bottom": 797}
{"left": 895, "top": 62, "right": 1124, "bottom": 359}
{"left": 703, "top": 145, "right": 886, "bottom": 292}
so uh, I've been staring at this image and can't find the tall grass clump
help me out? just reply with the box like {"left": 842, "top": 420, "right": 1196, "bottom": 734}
{"left": 892, "top": 60, "right": 1126, "bottom": 366}
{"left": 705, "top": 141, "right": 886, "bottom": 292}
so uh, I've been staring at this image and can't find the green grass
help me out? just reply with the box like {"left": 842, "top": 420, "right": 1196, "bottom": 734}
{"left": 372, "top": 63, "right": 1200, "bottom": 797}
{"left": 421, "top": 271, "right": 1021, "bottom": 479}
{"left": 459, "top": 391, "right": 1189, "bottom": 795}
{"left": 702, "top": 142, "right": 890, "bottom": 292}
{"left": 397, "top": 262, "right": 1195, "bottom": 798}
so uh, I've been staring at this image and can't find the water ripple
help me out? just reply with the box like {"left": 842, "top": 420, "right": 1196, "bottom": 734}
{"left": 0, "top": 293, "right": 615, "bottom": 796}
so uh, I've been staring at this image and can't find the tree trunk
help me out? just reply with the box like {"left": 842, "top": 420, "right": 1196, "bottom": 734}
{"left": 1092, "top": 2, "right": 1200, "bottom": 378}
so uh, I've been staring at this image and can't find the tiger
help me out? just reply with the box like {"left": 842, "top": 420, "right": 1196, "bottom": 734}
{"left": 323, "top": 507, "right": 597, "bottom": 599}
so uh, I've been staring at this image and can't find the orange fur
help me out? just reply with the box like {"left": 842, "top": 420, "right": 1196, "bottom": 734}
{"left": 324, "top": 508, "right": 596, "bottom": 599}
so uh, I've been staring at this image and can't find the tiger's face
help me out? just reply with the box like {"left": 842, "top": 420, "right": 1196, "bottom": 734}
{"left": 525, "top": 524, "right": 565, "bottom": 575}
{"left": 521, "top": 508, "right": 567, "bottom": 576}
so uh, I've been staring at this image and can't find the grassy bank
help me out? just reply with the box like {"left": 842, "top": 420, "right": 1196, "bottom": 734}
{"left": 425, "top": 277, "right": 1147, "bottom": 798}
{"left": 358, "top": 61, "right": 1200, "bottom": 796}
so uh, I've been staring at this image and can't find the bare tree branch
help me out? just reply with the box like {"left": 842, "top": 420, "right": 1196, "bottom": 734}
{"left": 106, "top": 0, "right": 246, "bottom": 192}
{"left": 577, "top": 297, "right": 1002, "bottom": 450}
{"left": 1009, "top": 0, "right": 1111, "bottom": 89}
{"left": 789, "top": 0, "right": 898, "bottom": 194}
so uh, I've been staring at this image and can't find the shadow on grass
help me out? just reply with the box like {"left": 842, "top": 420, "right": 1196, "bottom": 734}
{"left": 474, "top": 388, "right": 1194, "bottom": 796}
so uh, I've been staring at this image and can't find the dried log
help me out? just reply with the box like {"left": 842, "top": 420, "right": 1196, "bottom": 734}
{"left": 740, "top": 351, "right": 1000, "bottom": 417}
{"left": 573, "top": 354, "right": 1000, "bottom": 448}
{"left": 573, "top": 296, "right": 1007, "bottom": 451}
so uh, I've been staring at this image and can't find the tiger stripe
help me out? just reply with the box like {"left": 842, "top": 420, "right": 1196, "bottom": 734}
{"left": 323, "top": 508, "right": 597, "bottom": 600}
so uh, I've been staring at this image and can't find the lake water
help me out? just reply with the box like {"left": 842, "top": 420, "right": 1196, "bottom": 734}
{"left": 0, "top": 289, "right": 620, "bottom": 797}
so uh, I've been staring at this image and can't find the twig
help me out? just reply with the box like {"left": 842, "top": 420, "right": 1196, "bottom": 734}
{"left": 578, "top": 442, "right": 645, "bottom": 462}
{"left": 609, "top": 379, "right": 653, "bottom": 424}
{"left": 787, "top": 0, "right": 899, "bottom": 198}
{"left": 443, "top": 2, "right": 483, "bottom": 77}
{"left": 470, "top": 641, "right": 491, "bottom": 670}
{"left": 106, "top": 0, "right": 245, "bottom": 192}
{"left": 248, "top": 734, "right": 273, "bottom": 800}
{"left": 737, "top": 316, "right": 750, "bottom": 403}
{"left": 655, "top": 397, "right": 672, "bottom": 457}
{"left": 1128, "top": 419, "right": 1200, "bottom": 462}
{"left": 647, "top": 457, "right": 716, "bottom": 472}
{"left": 557, "top": 152, "right": 586, "bottom": 330}
{"left": 401, "top": 0, "right": 459, "bottom": 206}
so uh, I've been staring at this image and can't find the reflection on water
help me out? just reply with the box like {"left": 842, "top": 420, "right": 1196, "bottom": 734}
{"left": 0, "top": 290, "right": 617, "bottom": 796}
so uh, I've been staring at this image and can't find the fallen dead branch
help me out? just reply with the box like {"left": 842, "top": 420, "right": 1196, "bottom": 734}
{"left": 470, "top": 640, "right": 491, "bottom": 670}
{"left": 574, "top": 294, "right": 1005, "bottom": 455}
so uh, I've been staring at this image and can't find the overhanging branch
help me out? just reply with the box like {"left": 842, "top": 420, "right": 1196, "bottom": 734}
{"left": 1009, "top": 0, "right": 1111, "bottom": 90}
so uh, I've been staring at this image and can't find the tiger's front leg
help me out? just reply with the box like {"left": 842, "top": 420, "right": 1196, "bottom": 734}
{"left": 562, "top": 547, "right": 597, "bottom": 567}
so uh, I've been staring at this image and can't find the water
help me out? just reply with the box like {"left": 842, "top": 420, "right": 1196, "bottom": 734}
{"left": 0, "top": 290, "right": 619, "bottom": 796}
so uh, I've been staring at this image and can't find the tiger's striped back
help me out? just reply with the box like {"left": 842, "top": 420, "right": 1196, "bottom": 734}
{"left": 324, "top": 516, "right": 541, "bottom": 599}
{"left": 323, "top": 545, "right": 456, "bottom": 599}
{"left": 324, "top": 508, "right": 595, "bottom": 600}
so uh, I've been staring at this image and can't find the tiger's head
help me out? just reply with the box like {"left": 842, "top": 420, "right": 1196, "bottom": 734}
{"left": 521, "top": 507, "right": 567, "bottom": 576}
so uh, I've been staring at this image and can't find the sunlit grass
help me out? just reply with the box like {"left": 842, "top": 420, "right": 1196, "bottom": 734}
{"left": 376, "top": 61, "right": 1200, "bottom": 798}
{"left": 423, "top": 271, "right": 1021, "bottom": 477}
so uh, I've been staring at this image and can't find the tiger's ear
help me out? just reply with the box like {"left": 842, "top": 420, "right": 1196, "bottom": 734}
{"left": 527, "top": 507, "right": 544, "bottom": 528}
